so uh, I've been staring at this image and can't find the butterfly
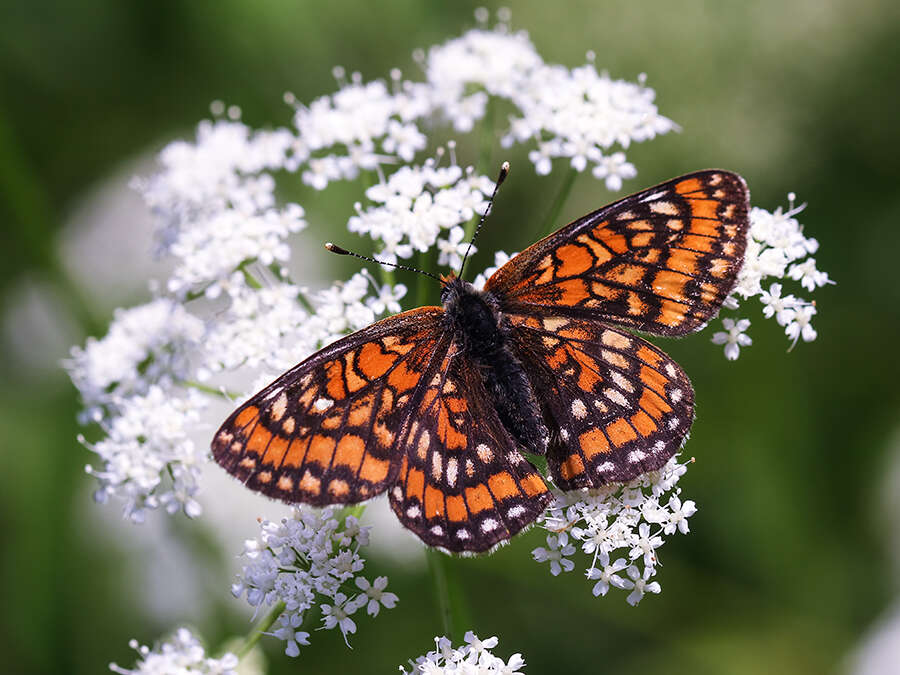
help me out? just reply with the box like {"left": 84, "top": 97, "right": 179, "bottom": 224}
{"left": 212, "top": 169, "right": 749, "bottom": 554}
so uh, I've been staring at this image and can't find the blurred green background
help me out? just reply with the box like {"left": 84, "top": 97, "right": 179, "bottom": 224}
{"left": 2, "top": 1, "right": 900, "bottom": 673}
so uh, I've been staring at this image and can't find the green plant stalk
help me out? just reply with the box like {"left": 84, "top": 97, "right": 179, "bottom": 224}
{"left": 182, "top": 380, "right": 239, "bottom": 400}
{"left": 415, "top": 249, "right": 432, "bottom": 306}
{"left": 234, "top": 600, "right": 286, "bottom": 659}
{"left": 426, "top": 548, "right": 457, "bottom": 641}
{"left": 537, "top": 167, "right": 579, "bottom": 239}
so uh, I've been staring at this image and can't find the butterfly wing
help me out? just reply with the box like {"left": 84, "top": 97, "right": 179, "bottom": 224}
{"left": 389, "top": 346, "right": 551, "bottom": 554}
{"left": 506, "top": 314, "right": 694, "bottom": 488}
{"left": 211, "top": 307, "right": 450, "bottom": 506}
{"left": 485, "top": 170, "right": 749, "bottom": 336}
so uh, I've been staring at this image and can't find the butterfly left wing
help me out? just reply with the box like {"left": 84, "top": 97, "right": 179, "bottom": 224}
{"left": 485, "top": 170, "right": 749, "bottom": 336}
{"left": 211, "top": 307, "right": 450, "bottom": 506}
{"left": 506, "top": 314, "right": 694, "bottom": 489}
{"left": 389, "top": 347, "right": 552, "bottom": 554}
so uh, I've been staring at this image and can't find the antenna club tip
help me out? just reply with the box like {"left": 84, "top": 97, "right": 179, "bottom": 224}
{"left": 325, "top": 242, "right": 349, "bottom": 255}
{"left": 497, "top": 161, "right": 510, "bottom": 185}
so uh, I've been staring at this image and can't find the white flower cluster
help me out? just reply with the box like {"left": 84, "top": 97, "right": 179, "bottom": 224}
{"left": 109, "top": 627, "right": 238, "bottom": 675}
{"left": 712, "top": 194, "right": 832, "bottom": 360}
{"left": 65, "top": 298, "right": 210, "bottom": 521}
{"left": 400, "top": 631, "right": 525, "bottom": 674}
{"left": 426, "top": 18, "right": 674, "bottom": 187}
{"left": 348, "top": 162, "right": 494, "bottom": 267}
{"left": 232, "top": 507, "right": 398, "bottom": 657}
{"left": 533, "top": 456, "right": 695, "bottom": 606}
{"left": 66, "top": 298, "right": 204, "bottom": 419}
{"left": 285, "top": 11, "right": 672, "bottom": 194}
{"left": 132, "top": 119, "right": 301, "bottom": 299}
{"left": 81, "top": 386, "right": 207, "bottom": 522}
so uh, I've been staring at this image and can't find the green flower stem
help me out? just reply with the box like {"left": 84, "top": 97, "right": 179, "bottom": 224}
{"left": 238, "top": 261, "right": 264, "bottom": 289}
{"left": 415, "top": 249, "right": 432, "bottom": 306}
{"left": 339, "top": 504, "right": 366, "bottom": 521}
{"left": 379, "top": 264, "right": 395, "bottom": 289}
{"left": 182, "top": 380, "right": 239, "bottom": 400}
{"left": 538, "top": 167, "right": 580, "bottom": 239}
{"left": 234, "top": 600, "right": 286, "bottom": 660}
{"left": 426, "top": 548, "right": 457, "bottom": 642}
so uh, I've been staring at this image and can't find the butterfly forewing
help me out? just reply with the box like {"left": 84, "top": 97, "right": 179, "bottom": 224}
{"left": 506, "top": 314, "right": 694, "bottom": 489}
{"left": 212, "top": 307, "right": 449, "bottom": 506}
{"left": 486, "top": 170, "right": 749, "bottom": 336}
{"left": 389, "top": 347, "right": 551, "bottom": 553}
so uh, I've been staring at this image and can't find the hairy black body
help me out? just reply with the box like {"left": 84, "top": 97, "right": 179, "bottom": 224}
{"left": 441, "top": 276, "right": 549, "bottom": 455}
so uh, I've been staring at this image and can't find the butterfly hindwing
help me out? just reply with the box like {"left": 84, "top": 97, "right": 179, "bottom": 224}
{"left": 506, "top": 314, "right": 694, "bottom": 489}
{"left": 212, "top": 307, "right": 449, "bottom": 506}
{"left": 486, "top": 170, "right": 749, "bottom": 336}
{"left": 389, "top": 348, "right": 552, "bottom": 553}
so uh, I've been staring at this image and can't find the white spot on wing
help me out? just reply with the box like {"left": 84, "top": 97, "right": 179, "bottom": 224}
{"left": 665, "top": 363, "right": 677, "bottom": 377}
{"left": 605, "top": 388, "right": 629, "bottom": 408}
{"left": 597, "top": 461, "right": 616, "bottom": 473}
{"left": 456, "top": 529, "right": 470, "bottom": 540}
{"left": 508, "top": 505, "right": 526, "bottom": 518}
{"left": 270, "top": 392, "right": 288, "bottom": 421}
{"left": 314, "top": 398, "right": 333, "bottom": 411}
{"left": 628, "top": 450, "right": 647, "bottom": 463}
{"left": 668, "top": 417, "right": 680, "bottom": 430}
{"left": 446, "top": 457, "right": 458, "bottom": 487}
{"left": 481, "top": 518, "right": 499, "bottom": 533}
{"left": 430, "top": 525, "right": 443, "bottom": 536}
{"left": 571, "top": 399, "right": 587, "bottom": 419}
{"left": 406, "top": 505, "right": 421, "bottom": 518}
{"left": 611, "top": 371, "right": 635, "bottom": 393}
{"left": 670, "top": 388, "right": 683, "bottom": 403}
{"left": 639, "top": 190, "right": 666, "bottom": 203}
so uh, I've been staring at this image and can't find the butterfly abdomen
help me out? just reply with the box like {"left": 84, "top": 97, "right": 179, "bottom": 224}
{"left": 442, "top": 278, "right": 549, "bottom": 455}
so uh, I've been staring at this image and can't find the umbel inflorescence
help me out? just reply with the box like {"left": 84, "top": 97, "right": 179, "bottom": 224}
{"left": 65, "top": 9, "right": 829, "bottom": 666}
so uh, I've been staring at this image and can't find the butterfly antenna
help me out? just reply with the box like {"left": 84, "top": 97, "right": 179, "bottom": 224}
{"left": 458, "top": 161, "right": 510, "bottom": 279}
{"left": 325, "top": 243, "right": 444, "bottom": 284}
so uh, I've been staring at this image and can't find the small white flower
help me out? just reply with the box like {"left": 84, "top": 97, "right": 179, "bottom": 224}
{"left": 629, "top": 523, "right": 664, "bottom": 566}
{"left": 436, "top": 226, "right": 472, "bottom": 269}
{"left": 591, "top": 152, "right": 636, "bottom": 191}
{"left": 664, "top": 495, "right": 697, "bottom": 535}
{"left": 320, "top": 592, "right": 359, "bottom": 645}
{"left": 625, "top": 565, "right": 661, "bottom": 606}
{"left": 788, "top": 258, "right": 832, "bottom": 292}
{"left": 586, "top": 553, "right": 629, "bottom": 597}
{"left": 784, "top": 304, "right": 818, "bottom": 347}
{"left": 532, "top": 532, "right": 576, "bottom": 576}
{"left": 354, "top": 576, "right": 399, "bottom": 617}
{"left": 759, "top": 282, "right": 800, "bottom": 326}
{"left": 711, "top": 317, "right": 752, "bottom": 360}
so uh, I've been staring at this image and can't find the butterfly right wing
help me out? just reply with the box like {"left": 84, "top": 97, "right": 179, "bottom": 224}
{"left": 211, "top": 307, "right": 449, "bottom": 506}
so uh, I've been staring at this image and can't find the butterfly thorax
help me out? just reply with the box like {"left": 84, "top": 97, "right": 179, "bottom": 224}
{"left": 441, "top": 277, "right": 549, "bottom": 456}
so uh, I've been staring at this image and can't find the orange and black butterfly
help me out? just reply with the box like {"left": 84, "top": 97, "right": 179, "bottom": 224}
{"left": 212, "top": 169, "right": 749, "bottom": 554}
